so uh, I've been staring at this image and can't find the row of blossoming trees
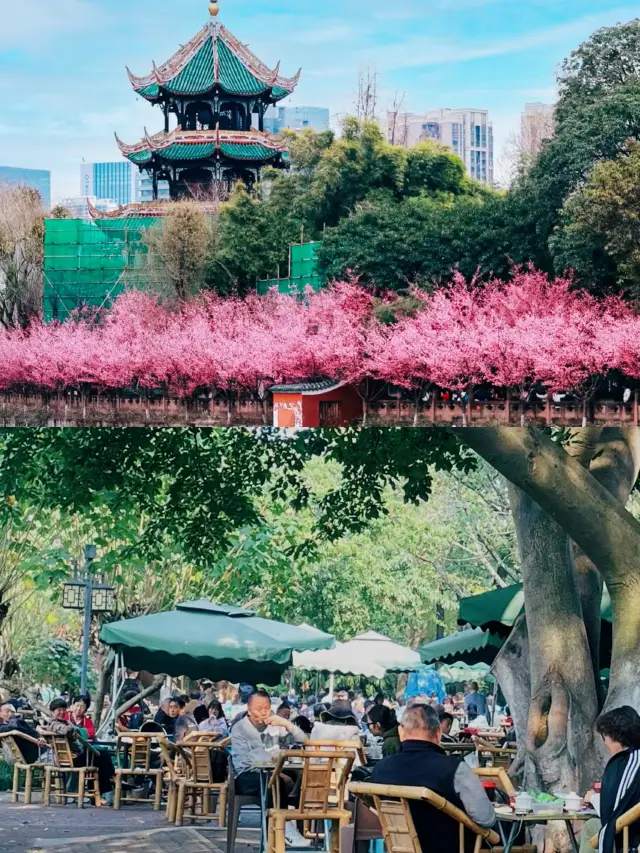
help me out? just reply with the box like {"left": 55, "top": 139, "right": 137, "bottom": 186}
{"left": 1, "top": 270, "right": 639, "bottom": 406}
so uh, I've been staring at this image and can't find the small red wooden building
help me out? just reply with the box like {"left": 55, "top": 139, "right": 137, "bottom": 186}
{"left": 271, "top": 381, "right": 362, "bottom": 428}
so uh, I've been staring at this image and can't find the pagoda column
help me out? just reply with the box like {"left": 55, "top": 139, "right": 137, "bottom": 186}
{"left": 152, "top": 171, "right": 158, "bottom": 201}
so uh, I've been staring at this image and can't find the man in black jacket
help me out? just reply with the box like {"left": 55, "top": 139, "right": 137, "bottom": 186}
{"left": 371, "top": 704, "right": 495, "bottom": 853}
{"left": 0, "top": 702, "right": 46, "bottom": 764}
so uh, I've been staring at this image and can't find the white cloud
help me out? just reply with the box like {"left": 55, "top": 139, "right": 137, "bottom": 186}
{"left": 0, "top": 0, "right": 108, "bottom": 51}
{"left": 365, "top": 6, "right": 640, "bottom": 70}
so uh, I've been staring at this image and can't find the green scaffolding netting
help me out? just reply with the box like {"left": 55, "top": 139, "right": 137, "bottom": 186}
{"left": 43, "top": 218, "right": 160, "bottom": 321}
{"left": 256, "top": 241, "right": 323, "bottom": 296}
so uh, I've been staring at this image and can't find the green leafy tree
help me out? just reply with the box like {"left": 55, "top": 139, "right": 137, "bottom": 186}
{"left": 19, "top": 638, "right": 89, "bottom": 694}
{"left": 145, "top": 202, "right": 212, "bottom": 300}
{"left": 551, "top": 140, "right": 640, "bottom": 297}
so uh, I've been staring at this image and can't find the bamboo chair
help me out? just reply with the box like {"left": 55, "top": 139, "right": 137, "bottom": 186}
{"left": 0, "top": 731, "right": 48, "bottom": 805}
{"left": 159, "top": 740, "right": 187, "bottom": 823}
{"left": 473, "top": 767, "right": 517, "bottom": 798}
{"left": 476, "top": 746, "right": 517, "bottom": 771}
{"left": 43, "top": 734, "right": 100, "bottom": 809}
{"left": 349, "top": 781, "right": 501, "bottom": 853}
{"left": 591, "top": 802, "right": 640, "bottom": 853}
{"left": 301, "top": 739, "right": 364, "bottom": 839}
{"left": 174, "top": 741, "right": 228, "bottom": 827}
{"left": 268, "top": 750, "right": 354, "bottom": 853}
{"left": 113, "top": 732, "right": 165, "bottom": 810}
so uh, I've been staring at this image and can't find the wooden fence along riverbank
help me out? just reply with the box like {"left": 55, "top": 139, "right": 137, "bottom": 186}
{"left": 1, "top": 389, "right": 638, "bottom": 428}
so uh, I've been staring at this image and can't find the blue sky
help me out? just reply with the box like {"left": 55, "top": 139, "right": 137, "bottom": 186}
{"left": 0, "top": 0, "right": 638, "bottom": 201}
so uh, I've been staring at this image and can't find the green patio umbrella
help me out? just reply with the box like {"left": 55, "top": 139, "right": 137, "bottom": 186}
{"left": 458, "top": 583, "right": 613, "bottom": 668}
{"left": 100, "top": 599, "right": 336, "bottom": 686}
{"left": 420, "top": 627, "right": 505, "bottom": 666}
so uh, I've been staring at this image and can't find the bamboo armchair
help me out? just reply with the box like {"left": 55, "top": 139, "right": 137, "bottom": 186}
{"left": 268, "top": 750, "right": 354, "bottom": 853}
{"left": 174, "top": 740, "right": 229, "bottom": 827}
{"left": 473, "top": 767, "right": 517, "bottom": 798}
{"left": 349, "top": 781, "right": 501, "bottom": 853}
{"left": 591, "top": 802, "right": 640, "bottom": 853}
{"left": 113, "top": 732, "right": 165, "bottom": 810}
{"left": 43, "top": 733, "right": 100, "bottom": 808}
{"left": 0, "top": 730, "right": 48, "bottom": 805}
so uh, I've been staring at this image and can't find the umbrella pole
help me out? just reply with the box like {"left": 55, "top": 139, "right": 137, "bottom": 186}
{"left": 328, "top": 672, "right": 335, "bottom": 702}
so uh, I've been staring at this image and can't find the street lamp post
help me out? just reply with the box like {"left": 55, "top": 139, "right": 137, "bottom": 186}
{"left": 62, "top": 545, "right": 116, "bottom": 695}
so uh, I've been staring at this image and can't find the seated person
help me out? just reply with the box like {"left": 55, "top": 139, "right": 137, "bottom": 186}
{"left": 65, "top": 695, "right": 96, "bottom": 739}
{"left": 439, "top": 710, "right": 457, "bottom": 744}
{"left": 118, "top": 690, "right": 144, "bottom": 730}
{"left": 277, "top": 701, "right": 292, "bottom": 721}
{"left": 155, "top": 696, "right": 184, "bottom": 738}
{"left": 231, "top": 689, "right": 309, "bottom": 847}
{"left": 371, "top": 704, "right": 496, "bottom": 853}
{"left": 310, "top": 701, "right": 362, "bottom": 743}
{"left": 579, "top": 706, "right": 640, "bottom": 853}
{"left": 366, "top": 704, "right": 401, "bottom": 756}
{"left": 0, "top": 701, "right": 47, "bottom": 764}
{"left": 198, "top": 700, "right": 229, "bottom": 735}
{"left": 44, "top": 699, "right": 115, "bottom": 802}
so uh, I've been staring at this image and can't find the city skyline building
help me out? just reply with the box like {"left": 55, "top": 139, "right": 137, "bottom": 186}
{"left": 264, "top": 105, "right": 330, "bottom": 134}
{"left": 58, "top": 196, "right": 120, "bottom": 218}
{"left": 386, "top": 108, "right": 494, "bottom": 186}
{"left": 520, "top": 101, "right": 555, "bottom": 159}
{"left": 0, "top": 166, "right": 52, "bottom": 207}
{"left": 80, "top": 161, "right": 170, "bottom": 205}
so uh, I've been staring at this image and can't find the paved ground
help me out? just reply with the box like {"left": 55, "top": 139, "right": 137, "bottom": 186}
{"left": 0, "top": 793, "right": 261, "bottom": 853}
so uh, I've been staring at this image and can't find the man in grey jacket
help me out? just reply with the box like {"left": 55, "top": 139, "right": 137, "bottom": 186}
{"left": 231, "top": 689, "right": 309, "bottom": 847}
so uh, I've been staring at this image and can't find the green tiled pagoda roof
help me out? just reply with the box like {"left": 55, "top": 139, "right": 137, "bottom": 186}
{"left": 136, "top": 83, "right": 161, "bottom": 99}
{"left": 161, "top": 143, "right": 217, "bottom": 160}
{"left": 127, "top": 22, "right": 300, "bottom": 102}
{"left": 129, "top": 151, "right": 153, "bottom": 165}
{"left": 119, "top": 133, "right": 286, "bottom": 165}
{"left": 219, "top": 142, "right": 276, "bottom": 160}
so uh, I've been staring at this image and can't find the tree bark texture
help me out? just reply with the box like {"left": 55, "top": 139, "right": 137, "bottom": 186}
{"left": 459, "top": 427, "right": 640, "bottom": 712}
{"left": 491, "top": 614, "right": 530, "bottom": 782}
{"left": 509, "top": 484, "right": 601, "bottom": 794}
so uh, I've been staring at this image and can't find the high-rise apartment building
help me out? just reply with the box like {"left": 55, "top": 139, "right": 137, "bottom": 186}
{"left": 0, "top": 166, "right": 51, "bottom": 208}
{"left": 520, "top": 102, "right": 555, "bottom": 159}
{"left": 387, "top": 108, "right": 494, "bottom": 186}
{"left": 80, "top": 161, "right": 170, "bottom": 207}
{"left": 264, "top": 106, "right": 330, "bottom": 134}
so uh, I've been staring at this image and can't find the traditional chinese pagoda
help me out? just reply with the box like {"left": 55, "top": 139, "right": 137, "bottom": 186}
{"left": 115, "top": 0, "right": 300, "bottom": 204}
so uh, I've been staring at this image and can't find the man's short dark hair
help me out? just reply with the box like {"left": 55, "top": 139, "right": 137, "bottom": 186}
{"left": 400, "top": 704, "right": 440, "bottom": 737}
{"left": 50, "top": 698, "right": 68, "bottom": 712}
{"left": 248, "top": 689, "right": 271, "bottom": 704}
{"left": 374, "top": 693, "right": 385, "bottom": 705}
{"left": 469, "top": 682, "right": 479, "bottom": 692}
{"left": 368, "top": 704, "right": 392, "bottom": 730}
{"left": 169, "top": 696, "right": 186, "bottom": 709}
{"left": 277, "top": 700, "right": 291, "bottom": 712}
{"left": 597, "top": 706, "right": 640, "bottom": 749}
{"left": 439, "top": 710, "right": 454, "bottom": 726}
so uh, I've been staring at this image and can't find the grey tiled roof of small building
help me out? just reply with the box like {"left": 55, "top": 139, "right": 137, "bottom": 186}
{"left": 270, "top": 379, "right": 342, "bottom": 394}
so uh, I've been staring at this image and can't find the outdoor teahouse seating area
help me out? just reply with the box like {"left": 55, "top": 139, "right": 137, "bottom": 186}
{"left": 4, "top": 595, "right": 640, "bottom": 853}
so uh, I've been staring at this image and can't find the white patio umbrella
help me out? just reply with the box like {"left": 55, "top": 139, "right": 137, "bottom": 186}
{"left": 293, "top": 630, "right": 421, "bottom": 681}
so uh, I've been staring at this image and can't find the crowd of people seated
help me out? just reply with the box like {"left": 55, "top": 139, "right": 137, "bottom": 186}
{"left": 6, "top": 676, "right": 639, "bottom": 853}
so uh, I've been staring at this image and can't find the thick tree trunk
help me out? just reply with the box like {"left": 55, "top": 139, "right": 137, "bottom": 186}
{"left": 458, "top": 428, "right": 640, "bottom": 712}
{"left": 509, "top": 485, "right": 601, "bottom": 794}
{"left": 491, "top": 614, "right": 530, "bottom": 782}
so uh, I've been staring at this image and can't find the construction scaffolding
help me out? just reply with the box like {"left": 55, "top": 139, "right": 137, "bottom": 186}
{"left": 257, "top": 241, "right": 323, "bottom": 295}
{"left": 43, "top": 218, "right": 160, "bottom": 321}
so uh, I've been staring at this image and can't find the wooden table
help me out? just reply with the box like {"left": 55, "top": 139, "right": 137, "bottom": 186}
{"left": 440, "top": 742, "right": 477, "bottom": 755}
{"left": 494, "top": 809, "right": 595, "bottom": 853}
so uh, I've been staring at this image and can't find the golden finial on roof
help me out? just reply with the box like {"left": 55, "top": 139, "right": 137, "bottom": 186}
{"left": 209, "top": 1, "right": 220, "bottom": 15}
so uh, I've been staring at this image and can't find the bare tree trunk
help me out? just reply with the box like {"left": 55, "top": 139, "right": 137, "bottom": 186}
{"left": 114, "top": 674, "right": 166, "bottom": 718}
{"left": 509, "top": 485, "right": 601, "bottom": 794}
{"left": 491, "top": 614, "right": 530, "bottom": 781}
{"left": 94, "top": 650, "right": 113, "bottom": 729}
{"left": 458, "top": 427, "right": 640, "bottom": 712}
